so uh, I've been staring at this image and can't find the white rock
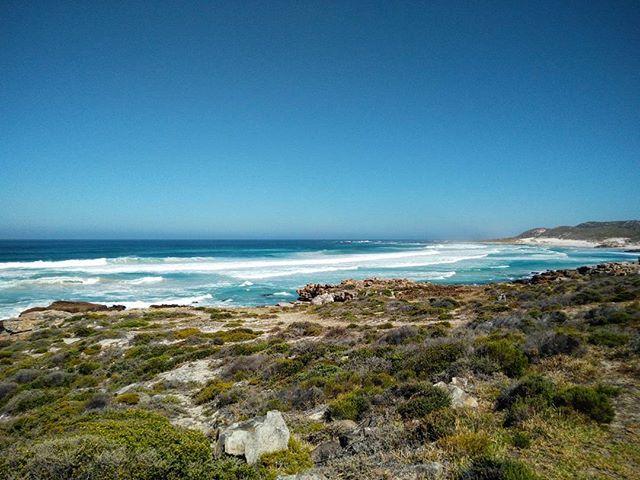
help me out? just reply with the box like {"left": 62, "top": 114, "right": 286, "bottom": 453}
{"left": 311, "top": 293, "right": 334, "bottom": 305}
{"left": 305, "top": 404, "right": 328, "bottom": 421}
{"left": 156, "top": 359, "right": 219, "bottom": 385}
{"left": 434, "top": 378, "right": 478, "bottom": 409}
{"left": 219, "top": 410, "right": 290, "bottom": 464}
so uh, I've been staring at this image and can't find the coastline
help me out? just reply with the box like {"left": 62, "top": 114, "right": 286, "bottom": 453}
{"left": 1, "top": 260, "right": 639, "bottom": 478}
{"left": 489, "top": 236, "right": 640, "bottom": 249}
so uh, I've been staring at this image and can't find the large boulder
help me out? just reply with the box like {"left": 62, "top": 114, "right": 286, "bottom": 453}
{"left": 218, "top": 410, "right": 290, "bottom": 464}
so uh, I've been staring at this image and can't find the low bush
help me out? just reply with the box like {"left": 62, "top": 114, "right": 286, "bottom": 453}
{"left": 457, "top": 456, "right": 538, "bottom": 480}
{"left": 285, "top": 322, "right": 323, "bottom": 337}
{"left": 212, "top": 328, "right": 260, "bottom": 343}
{"left": 496, "top": 375, "right": 556, "bottom": 426}
{"left": 2, "top": 389, "right": 52, "bottom": 414}
{"left": 0, "top": 381, "right": 18, "bottom": 403}
{"left": 475, "top": 337, "right": 528, "bottom": 377}
{"left": 115, "top": 393, "right": 140, "bottom": 405}
{"left": 588, "top": 330, "right": 629, "bottom": 347}
{"left": 556, "top": 385, "right": 616, "bottom": 423}
{"left": 85, "top": 393, "right": 110, "bottom": 410}
{"left": 397, "top": 384, "right": 451, "bottom": 419}
{"left": 585, "top": 305, "right": 636, "bottom": 326}
{"left": 422, "top": 407, "right": 457, "bottom": 440}
{"left": 12, "top": 369, "right": 40, "bottom": 384}
{"left": 193, "top": 379, "right": 234, "bottom": 405}
{"left": 529, "top": 331, "right": 581, "bottom": 358}
{"left": 258, "top": 437, "right": 312, "bottom": 476}
{"left": 0, "top": 410, "right": 216, "bottom": 480}
{"left": 378, "top": 326, "right": 420, "bottom": 345}
{"left": 326, "top": 389, "right": 371, "bottom": 421}
{"left": 411, "top": 341, "right": 466, "bottom": 379}
{"left": 511, "top": 431, "right": 531, "bottom": 449}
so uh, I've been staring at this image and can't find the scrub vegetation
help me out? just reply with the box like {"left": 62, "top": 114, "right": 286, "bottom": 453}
{"left": 1, "top": 263, "right": 639, "bottom": 479}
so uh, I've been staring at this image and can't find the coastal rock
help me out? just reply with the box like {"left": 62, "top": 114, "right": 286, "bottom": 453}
{"left": 218, "top": 410, "right": 290, "bottom": 464}
{"left": 434, "top": 377, "right": 478, "bottom": 409}
{"left": 311, "top": 293, "right": 335, "bottom": 305}
{"left": 297, "top": 284, "right": 355, "bottom": 303}
{"left": 20, "top": 300, "right": 125, "bottom": 317}
{"left": 517, "top": 262, "right": 640, "bottom": 285}
{"left": 297, "top": 284, "right": 334, "bottom": 301}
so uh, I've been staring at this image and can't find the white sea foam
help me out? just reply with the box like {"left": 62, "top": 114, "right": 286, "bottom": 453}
{"left": 111, "top": 293, "right": 213, "bottom": 309}
{"left": 125, "top": 276, "right": 164, "bottom": 285}
{"left": 273, "top": 291, "right": 293, "bottom": 297}
{"left": 0, "top": 258, "right": 109, "bottom": 270}
{"left": 239, "top": 281, "right": 254, "bottom": 286}
{"left": 0, "top": 276, "right": 102, "bottom": 287}
{"left": 0, "top": 247, "right": 492, "bottom": 277}
{"left": 228, "top": 265, "right": 359, "bottom": 279}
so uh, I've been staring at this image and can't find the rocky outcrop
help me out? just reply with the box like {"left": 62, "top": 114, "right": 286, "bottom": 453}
{"left": 20, "top": 300, "right": 125, "bottom": 316}
{"left": 297, "top": 284, "right": 354, "bottom": 304}
{"left": 218, "top": 410, "right": 290, "bottom": 464}
{"left": 434, "top": 377, "right": 478, "bottom": 409}
{"left": 516, "top": 262, "right": 640, "bottom": 285}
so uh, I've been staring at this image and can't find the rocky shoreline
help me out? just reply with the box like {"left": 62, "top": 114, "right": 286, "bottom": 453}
{"left": 0, "top": 260, "right": 639, "bottom": 478}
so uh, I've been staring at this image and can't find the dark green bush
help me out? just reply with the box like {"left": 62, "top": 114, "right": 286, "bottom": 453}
{"left": 411, "top": 341, "right": 466, "bottom": 379}
{"left": 0, "top": 381, "right": 18, "bottom": 403}
{"left": 556, "top": 385, "right": 616, "bottom": 423}
{"left": 326, "top": 389, "right": 371, "bottom": 421}
{"left": 458, "top": 456, "right": 538, "bottom": 480}
{"left": 476, "top": 337, "right": 528, "bottom": 377}
{"left": 585, "top": 305, "right": 636, "bottom": 326}
{"left": 2, "top": 389, "right": 52, "bottom": 414}
{"left": 0, "top": 410, "right": 223, "bottom": 480}
{"left": 422, "top": 407, "right": 457, "bottom": 440}
{"left": 588, "top": 330, "right": 629, "bottom": 347}
{"left": 511, "top": 431, "right": 531, "bottom": 449}
{"left": 397, "top": 385, "right": 451, "bottom": 419}
{"left": 496, "top": 375, "right": 556, "bottom": 426}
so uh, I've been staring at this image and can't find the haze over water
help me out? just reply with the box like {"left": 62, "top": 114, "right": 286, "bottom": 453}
{"left": 0, "top": 240, "right": 636, "bottom": 319}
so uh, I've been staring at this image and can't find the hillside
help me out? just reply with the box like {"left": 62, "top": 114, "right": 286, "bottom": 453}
{"left": 0, "top": 263, "right": 639, "bottom": 479}
{"left": 499, "top": 221, "right": 640, "bottom": 248}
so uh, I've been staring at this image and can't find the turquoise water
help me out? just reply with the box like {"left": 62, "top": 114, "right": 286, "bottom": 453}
{"left": 0, "top": 240, "right": 636, "bottom": 319}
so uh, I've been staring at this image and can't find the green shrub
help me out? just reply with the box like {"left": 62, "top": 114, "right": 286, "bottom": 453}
{"left": 457, "top": 456, "right": 538, "bottom": 480}
{"left": 2, "top": 389, "right": 52, "bottom": 414}
{"left": 496, "top": 375, "right": 556, "bottom": 426}
{"left": 476, "top": 337, "right": 528, "bottom": 377}
{"left": 213, "top": 328, "right": 260, "bottom": 343}
{"left": 0, "top": 381, "right": 18, "bottom": 403}
{"left": 0, "top": 410, "right": 216, "bottom": 480}
{"left": 327, "top": 389, "right": 371, "bottom": 421}
{"left": 77, "top": 361, "right": 101, "bottom": 375}
{"left": 556, "top": 385, "right": 616, "bottom": 423}
{"left": 422, "top": 407, "right": 457, "bottom": 440}
{"left": 193, "top": 379, "right": 233, "bottom": 405}
{"left": 115, "top": 393, "right": 140, "bottom": 405}
{"left": 411, "top": 341, "right": 466, "bottom": 379}
{"left": 258, "top": 437, "right": 312, "bottom": 476}
{"left": 511, "top": 431, "right": 531, "bottom": 449}
{"left": 588, "top": 330, "right": 629, "bottom": 347}
{"left": 397, "top": 385, "right": 451, "bottom": 419}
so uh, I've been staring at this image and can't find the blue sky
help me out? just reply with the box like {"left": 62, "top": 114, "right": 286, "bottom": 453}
{"left": 1, "top": 1, "right": 639, "bottom": 239}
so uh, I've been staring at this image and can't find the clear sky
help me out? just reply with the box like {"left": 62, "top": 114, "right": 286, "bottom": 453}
{"left": 1, "top": 1, "right": 639, "bottom": 240}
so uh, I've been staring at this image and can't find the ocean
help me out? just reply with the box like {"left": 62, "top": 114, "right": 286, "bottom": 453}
{"left": 0, "top": 239, "right": 636, "bottom": 319}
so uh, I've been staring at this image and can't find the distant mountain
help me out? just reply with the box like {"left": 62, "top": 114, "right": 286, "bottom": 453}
{"left": 497, "top": 221, "right": 640, "bottom": 248}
